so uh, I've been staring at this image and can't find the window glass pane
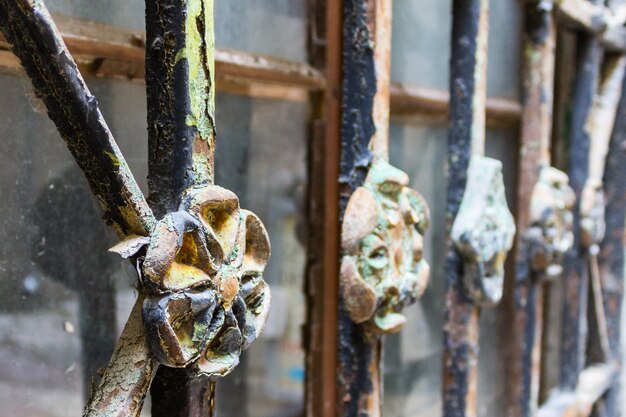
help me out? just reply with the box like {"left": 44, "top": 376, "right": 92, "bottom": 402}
{"left": 385, "top": 124, "right": 518, "bottom": 417}
{"left": 215, "top": 0, "right": 308, "bottom": 62}
{"left": 45, "top": 0, "right": 308, "bottom": 62}
{"left": 477, "top": 128, "right": 518, "bottom": 417}
{"left": 390, "top": 0, "right": 522, "bottom": 99}
{"left": 487, "top": 0, "right": 522, "bottom": 99}
{"left": 215, "top": 94, "right": 308, "bottom": 417}
{"left": 384, "top": 123, "right": 448, "bottom": 417}
{"left": 0, "top": 76, "right": 149, "bottom": 417}
{"left": 46, "top": 0, "right": 144, "bottom": 30}
{"left": 391, "top": 0, "right": 451, "bottom": 90}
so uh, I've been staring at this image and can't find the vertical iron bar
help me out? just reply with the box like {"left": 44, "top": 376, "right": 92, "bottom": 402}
{"left": 145, "top": 0, "right": 216, "bottom": 218}
{"left": 336, "top": 0, "right": 393, "bottom": 415}
{"left": 144, "top": 0, "right": 217, "bottom": 415}
{"left": 595, "top": 71, "right": 626, "bottom": 417}
{"left": 443, "top": 1, "right": 489, "bottom": 417}
{"left": 559, "top": 21, "right": 602, "bottom": 392}
{"left": 335, "top": 0, "right": 378, "bottom": 413}
{"left": 507, "top": 3, "right": 555, "bottom": 417}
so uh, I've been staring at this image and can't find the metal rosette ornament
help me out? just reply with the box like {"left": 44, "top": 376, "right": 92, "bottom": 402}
{"left": 452, "top": 155, "right": 516, "bottom": 306}
{"left": 340, "top": 159, "right": 431, "bottom": 334}
{"left": 140, "top": 185, "right": 271, "bottom": 377}
{"left": 526, "top": 166, "right": 575, "bottom": 280}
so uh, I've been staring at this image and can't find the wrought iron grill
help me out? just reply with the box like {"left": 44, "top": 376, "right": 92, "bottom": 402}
{"left": 0, "top": 1, "right": 624, "bottom": 417}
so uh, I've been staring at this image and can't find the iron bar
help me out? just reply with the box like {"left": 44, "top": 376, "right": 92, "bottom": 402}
{"left": 83, "top": 295, "right": 157, "bottom": 417}
{"left": 595, "top": 69, "right": 626, "bottom": 417}
{"left": 584, "top": 54, "right": 626, "bottom": 368}
{"left": 0, "top": 4, "right": 157, "bottom": 414}
{"left": 507, "top": 2, "right": 557, "bottom": 417}
{"left": 537, "top": 363, "right": 619, "bottom": 417}
{"left": 335, "top": 0, "right": 377, "bottom": 409}
{"left": 443, "top": 1, "right": 489, "bottom": 416}
{"left": 145, "top": 0, "right": 216, "bottom": 217}
{"left": 559, "top": 15, "right": 602, "bottom": 390}
{"left": 144, "top": 0, "right": 218, "bottom": 415}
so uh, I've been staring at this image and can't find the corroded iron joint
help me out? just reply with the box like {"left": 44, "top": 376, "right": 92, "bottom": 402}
{"left": 526, "top": 166, "right": 575, "bottom": 280}
{"left": 580, "top": 178, "right": 606, "bottom": 255}
{"left": 340, "top": 159, "right": 431, "bottom": 334}
{"left": 112, "top": 185, "right": 271, "bottom": 378}
{"left": 452, "top": 155, "right": 516, "bottom": 306}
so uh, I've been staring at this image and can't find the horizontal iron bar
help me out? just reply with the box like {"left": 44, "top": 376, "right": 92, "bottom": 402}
{"left": 537, "top": 362, "right": 619, "bottom": 417}
{"left": 0, "top": 14, "right": 521, "bottom": 126}
{"left": 556, "top": 0, "right": 626, "bottom": 50}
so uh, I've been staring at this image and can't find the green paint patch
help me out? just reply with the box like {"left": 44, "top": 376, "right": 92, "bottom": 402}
{"left": 184, "top": 0, "right": 216, "bottom": 145}
{"left": 104, "top": 151, "right": 121, "bottom": 167}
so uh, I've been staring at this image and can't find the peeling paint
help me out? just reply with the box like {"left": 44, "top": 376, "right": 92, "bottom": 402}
{"left": 451, "top": 155, "right": 516, "bottom": 306}
{"left": 340, "top": 159, "right": 430, "bottom": 334}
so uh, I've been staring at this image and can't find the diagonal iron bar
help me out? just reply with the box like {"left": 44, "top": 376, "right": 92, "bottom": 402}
{"left": 0, "top": 3, "right": 158, "bottom": 415}
{"left": 0, "top": 0, "right": 155, "bottom": 237}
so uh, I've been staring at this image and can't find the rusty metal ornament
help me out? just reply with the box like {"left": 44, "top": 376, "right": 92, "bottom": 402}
{"left": 452, "top": 155, "right": 516, "bottom": 306}
{"left": 113, "top": 185, "right": 271, "bottom": 378}
{"left": 580, "top": 178, "right": 606, "bottom": 255}
{"left": 526, "top": 166, "right": 575, "bottom": 280}
{"left": 340, "top": 159, "right": 430, "bottom": 334}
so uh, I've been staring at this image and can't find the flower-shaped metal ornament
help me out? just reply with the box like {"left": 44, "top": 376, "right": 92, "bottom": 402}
{"left": 526, "top": 166, "right": 575, "bottom": 280}
{"left": 452, "top": 155, "right": 516, "bottom": 306}
{"left": 120, "top": 185, "right": 271, "bottom": 378}
{"left": 341, "top": 159, "right": 431, "bottom": 334}
{"left": 580, "top": 178, "right": 606, "bottom": 255}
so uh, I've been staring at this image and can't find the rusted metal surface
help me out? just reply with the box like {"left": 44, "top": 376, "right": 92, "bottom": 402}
{"left": 0, "top": 0, "right": 272, "bottom": 415}
{"left": 368, "top": 0, "right": 392, "bottom": 160}
{"left": 145, "top": 0, "right": 217, "bottom": 217}
{"left": 560, "top": 37, "right": 625, "bottom": 397}
{"left": 145, "top": 0, "right": 219, "bottom": 411}
{"left": 83, "top": 296, "right": 157, "bottom": 417}
{"left": 528, "top": 168, "right": 575, "bottom": 279}
{"left": 595, "top": 72, "right": 626, "bottom": 417}
{"left": 443, "top": 1, "right": 493, "bottom": 416}
{"left": 341, "top": 159, "right": 430, "bottom": 333}
{"left": 506, "top": 4, "right": 565, "bottom": 414}
{"left": 0, "top": 0, "right": 155, "bottom": 238}
{"left": 451, "top": 156, "right": 515, "bottom": 306}
{"left": 556, "top": 0, "right": 608, "bottom": 33}
{"left": 142, "top": 1, "right": 273, "bottom": 415}
{"left": 138, "top": 187, "right": 271, "bottom": 372}
{"left": 538, "top": 363, "right": 619, "bottom": 417}
{"left": 335, "top": 0, "right": 378, "bottom": 415}
{"left": 335, "top": 0, "right": 418, "bottom": 415}
{"left": 554, "top": 0, "right": 626, "bottom": 52}
{"left": 559, "top": 21, "right": 602, "bottom": 390}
